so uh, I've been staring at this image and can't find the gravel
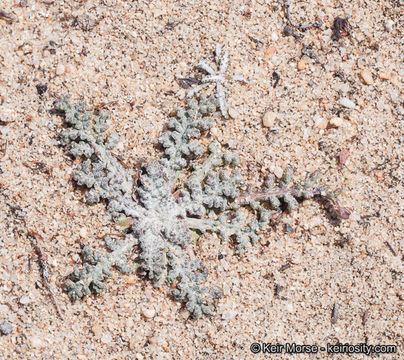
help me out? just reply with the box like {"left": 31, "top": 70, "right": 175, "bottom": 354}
{"left": 0, "top": 321, "right": 12, "bottom": 335}
{"left": 339, "top": 97, "right": 357, "bottom": 109}
{"left": 0, "top": 0, "right": 401, "bottom": 358}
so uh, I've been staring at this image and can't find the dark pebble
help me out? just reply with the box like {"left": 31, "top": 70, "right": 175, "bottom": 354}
{"left": 0, "top": 321, "right": 12, "bottom": 335}
{"left": 284, "top": 223, "right": 294, "bottom": 233}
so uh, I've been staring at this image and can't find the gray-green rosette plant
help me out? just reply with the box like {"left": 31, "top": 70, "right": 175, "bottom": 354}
{"left": 56, "top": 46, "right": 349, "bottom": 318}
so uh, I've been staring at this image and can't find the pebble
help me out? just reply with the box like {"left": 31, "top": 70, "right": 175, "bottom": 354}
{"left": 79, "top": 227, "right": 87, "bottom": 238}
{"left": 302, "top": 127, "right": 311, "bottom": 140}
{"left": 56, "top": 64, "right": 65, "bottom": 76}
{"left": 221, "top": 310, "right": 237, "bottom": 320}
{"left": 264, "top": 45, "right": 276, "bottom": 56}
{"left": 262, "top": 111, "right": 277, "bottom": 128}
{"left": 210, "top": 286, "right": 224, "bottom": 299}
{"left": 30, "top": 335, "right": 43, "bottom": 348}
{"left": 141, "top": 306, "right": 156, "bottom": 319}
{"left": 339, "top": 97, "right": 356, "bottom": 109}
{"left": 91, "top": 323, "right": 102, "bottom": 337}
{"left": 297, "top": 60, "right": 306, "bottom": 71}
{"left": 101, "top": 333, "right": 112, "bottom": 344}
{"left": 390, "top": 74, "right": 399, "bottom": 85}
{"left": 222, "top": 283, "right": 231, "bottom": 296}
{"left": 178, "top": 89, "right": 186, "bottom": 100}
{"left": 285, "top": 302, "right": 294, "bottom": 313}
{"left": 385, "top": 19, "right": 394, "bottom": 32}
{"left": 125, "top": 275, "right": 137, "bottom": 285}
{"left": 284, "top": 223, "right": 294, "bottom": 233}
{"left": 283, "top": 25, "right": 294, "bottom": 37}
{"left": 379, "top": 71, "right": 392, "bottom": 80}
{"left": 0, "top": 321, "right": 12, "bottom": 335}
{"left": 226, "top": 140, "right": 237, "bottom": 149}
{"left": 19, "top": 296, "right": 30, "bottom": 305}
{"left": 360, "top": 69, "right": 374, "bottom": 85}
{"left": 271, "top": 32, "right": 279, "bottom": 42}
{"left": 329, "top": 117, "right": 345, "bottom": 128}
{"left": 228, "top": 107, "right": 238, "bottom": 119}
{"left": 179, "top": 309, "right": 190, "bottom": 320}
{"left": 315, "top": 117, "right": 328, "bottom": 130}
{"left": 274, "top": 167, "right": 283, "bottom": 179}
{"left": 210, "top": 127, "right": 218, "bottom": 136}
{"left": 0, "top": 106, "right": 15, "bottom": 123}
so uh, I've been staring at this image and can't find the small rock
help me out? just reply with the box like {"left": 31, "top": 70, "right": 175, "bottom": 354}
{"left": 91, "top": 324, "right": 102, "bottom": 337}
{"left": 379, "top": 71, "right": 392, "bottom": 81}
{"left": 390, "top": 74, "right": 399, "bottom": 85}
{"left": 315, "top": 117, "right": 328, "bottom": 130}
{"left": 385, "top": 19, "right": 394, "bottom": 32}
{"left": 271, "top": 32, "right": 279, "bottom": 42}
{"left": 210, "top": 127, "right": 218, "bottom": 136}
{"left": 333, "top": 17, "right": 350, "bottom": 40}
{"left": 178, "top": 90, "right": 186, "bottom": 100}
{"left": 74, "top": 15, "right": 98, "bottom": 32}
{"left": 226, "top": 140, "right": 237, "bottom": 149}
{"left": 338, "top": 147, "right": 349, "bottom": 165}
{"left": 141, "top": 306, "right": 156, "bottom": 319}
{"left": 56, "top": 64, "right": 65, "bottom": 76}
{"left": 0, "top": 321, "right": 12, "bottom": 335}
{"left": 284, "top": 223, "right": 294, "bottom": 233}
{"left": 179, "top": 309, "right": 190, "bottom": 320}
{"left": 285, "top": 302, "right": 294, "bottom": 313}
{"left": 228, "top": 107, "right": 238, "bottom": 119}
{"left": 0, "top": 106, "right": 16, "bottom": 124}
{"left": 264, "top": 45, "right": 276, "bottom": 56}
{"left": 360, "top": 69, "right": 374, "bottom": 85}
{"left": 125, "top": 275, "right": 137, "bottom": 285}
{"left": 35, "top": 84, "right": 48, "bottom": 96}
{"left": 339, "top": 97, "right": 356, "bottom": 109}
{"left": 19, "top": 296, "right": 30, "bottom": 305}
{"left": 283, "top": 25, "right": 294, "bottom": 37}
{"left": 30, "top": 335, "right": 43, "bottom": 348}
{"left": 274, "top": 167, "right": 283, "bottom": 179}
{"left": 262, "top": 111, "right": 277, "bottom": 128}
{"left": 125, "top": 318, "right": 135, "bottom": 331}
{"left": 221, "top": 310, "right": 237, "bottom": 320}
{"left": 0, "top": 305, "right": 10, "bottom": 314}
{"left": 222, "top": 283, "right": 231, "bottom": 296}
{"left": 302, "top": 127, "right": 311, "bottom": 140}
{"left": 100, "top": 333, "right": 112, "bottom": 344}
{"left": 329, "top": 117, "right": 345, "bottom": 128}
{"left": 79, "top": 227, "right": 87, "bottom": 238}
{"left": 210, "top": 286, "right": 224, "bottom": 299}
{"left": 297, "top": 60, "right": 306, "bottom": 71}
{"left": 128, "top": 338, "right": 138, "bottom": 350}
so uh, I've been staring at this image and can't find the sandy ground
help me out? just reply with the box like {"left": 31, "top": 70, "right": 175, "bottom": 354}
{"left": 0, "top": 0, "right": 402, "bottom": 359}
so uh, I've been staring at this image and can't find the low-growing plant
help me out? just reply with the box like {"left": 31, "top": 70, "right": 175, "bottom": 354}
{"left": 56, "top": 46, "right": 349, "bottom": 318}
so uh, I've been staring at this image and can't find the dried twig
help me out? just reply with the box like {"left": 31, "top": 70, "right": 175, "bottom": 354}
{"left": 187, "top": 44, "right": 246, "bottom": 118}
{"left": 177, "top": 77, "right": 199, "bottom": 89}
{"left": 284, "top": 0, "right": 322, "bottom": 31}
{"left": 384, "top": 241, "right": 397, "bottom": 257}
{"left": 28, "top": 231, "right": 64, "bottom": 320}
{"left": 0, "top": 10, "right": 15, "bottom": 23}
{"left": 331, "top": 303, "right": 339, "bottom": 324}
{"left": 302, "top": 44, "right": 320, "bottom": 63}
{"left": 362, "top": 309, "right": 369, "bottom": 325}
{"left": 272, "top": 71, "right": 280, "bottom": 88}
